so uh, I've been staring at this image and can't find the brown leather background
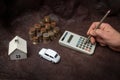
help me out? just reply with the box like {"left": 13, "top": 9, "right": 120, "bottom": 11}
{"left": 0, "top": 0, "right": 120, "bottom": 80}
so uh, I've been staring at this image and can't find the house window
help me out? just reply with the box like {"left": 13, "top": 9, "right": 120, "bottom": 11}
{"left": 16, "top": 55, "right": 21, "bottom": 58}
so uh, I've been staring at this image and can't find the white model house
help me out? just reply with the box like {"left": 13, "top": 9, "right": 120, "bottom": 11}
{"left": 8, "top": 36, "right": 27, "bottom": 60}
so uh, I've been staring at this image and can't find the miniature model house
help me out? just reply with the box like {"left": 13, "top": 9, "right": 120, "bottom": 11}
{"left": 8, "top": 36, "right": 27, "bottom": 60}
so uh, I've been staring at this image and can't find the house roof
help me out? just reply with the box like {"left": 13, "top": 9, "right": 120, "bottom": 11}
{"left": 8, "top": 36, "right": 27, "bottom": 55}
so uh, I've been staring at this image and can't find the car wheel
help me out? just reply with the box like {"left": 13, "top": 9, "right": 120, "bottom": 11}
{"left": 40, "top": 55, "right": 42, "bottom": 58}
{"left": 51, "top": 61, "right": 55, "bottom": 64}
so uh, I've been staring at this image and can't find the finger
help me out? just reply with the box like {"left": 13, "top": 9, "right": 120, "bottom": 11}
{"left": 95, "top": 29, "right": 107, "bottom": 39}
{"left": 90, "top": 37, "right": 96, "bottom": 44}
{"left": 87, "top": 22, "right": 100, "bottom": 35}
{"left": 87, "top": 22, "right": 110, "bottom": 35}
{"left": 109, "top": 46, "right": 120, "bottom": 51}
{"left": 99, "top": 43, "right": 106, "bottom": 46}
{"left": 99, "top": 23, "right": 111, "bottom": 30}
{"left": 96, "top": 37, "right": 105, "bottom": 44}
{"left": 89, "top": 30, "right": 97, "bottom": 36}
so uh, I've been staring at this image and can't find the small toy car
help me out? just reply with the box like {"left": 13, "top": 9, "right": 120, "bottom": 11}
{"left": 39, "top": 48, "right": 60, "bottom": 63}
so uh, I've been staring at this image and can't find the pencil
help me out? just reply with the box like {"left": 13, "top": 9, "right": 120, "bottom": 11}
{"left": 84, "top": 10, "right": 111, "bottom": 44}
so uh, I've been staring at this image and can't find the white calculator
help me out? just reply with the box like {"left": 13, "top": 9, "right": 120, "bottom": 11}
{"left": 59, "top": 30, "right": 96, "bottom": 55}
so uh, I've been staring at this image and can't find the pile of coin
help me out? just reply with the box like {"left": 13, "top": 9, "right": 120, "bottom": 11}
{"left": 29, "top": 16, "right": 60, "bottom": 44}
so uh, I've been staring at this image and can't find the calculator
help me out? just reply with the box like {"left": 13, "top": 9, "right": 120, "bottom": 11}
{"left": 59, "top": 30, "right": 96, "bottom": 55}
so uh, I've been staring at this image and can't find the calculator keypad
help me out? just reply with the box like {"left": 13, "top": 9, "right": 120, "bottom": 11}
{"left": 76, "top": 37, "right": 93, "bottom": 52}
{"left": 59, "top": 30, "right": 96, "bottom": 55}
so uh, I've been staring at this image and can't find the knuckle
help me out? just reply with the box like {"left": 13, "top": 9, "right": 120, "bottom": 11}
{"left": 104, "top": 23, "right": 110, "bottom": 26}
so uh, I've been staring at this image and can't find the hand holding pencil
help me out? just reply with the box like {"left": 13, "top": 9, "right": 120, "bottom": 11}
{"left": 85, "top": 11, "right": 120, "bottom": 51}
{"left": 85, "top": 10, "right": 111, "bottom": 44}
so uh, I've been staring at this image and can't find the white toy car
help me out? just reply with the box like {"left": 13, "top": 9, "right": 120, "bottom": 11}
{"left": 39, "top": 48, "right": 60, "bottom": 63}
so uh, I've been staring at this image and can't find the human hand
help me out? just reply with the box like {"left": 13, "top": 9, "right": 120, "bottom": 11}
{"left": 87, "top": 22, "right": 120, "bottom": 51}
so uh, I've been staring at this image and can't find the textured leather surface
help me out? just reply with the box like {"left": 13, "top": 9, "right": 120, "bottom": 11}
{"left": 0, "top": 0, "right": 120, "bottom": 80}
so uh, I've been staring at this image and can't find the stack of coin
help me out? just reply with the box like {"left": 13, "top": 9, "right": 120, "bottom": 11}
{"left": 40, "top": 28, "right": 46, "bottom": 34}
{"left": 43, "top": 33, "right": 50, "bottom": 44}
{"left": 44, "top": 16, "right": 50, "bottom": 23}
{"left": 32, "top": 37, "right": 39, "bottom": 45}
{"left": 29, "top": 15, "right": 60, "bottom": 44}
{"left": 45, "top": 23, "right": 51, "bottom": 30}
{"left": 29, "top": 27, "right": 36, "bottom": 40}
{"left": 34, "top": 24, "right": 41, "bottom": 33}
{"left": 51, "top": 21, "right": 56, "bottom": 28}
{"left": 48, "top": 31, "right": 55, "bottom": 41}
{"left": 40, "top": 21, "right": 44, "bottom": 27}
{"left": 37, "top": 33, "right": 43, "bottom": 42}
{"left": 53, "top": 27, "right": 60, "bottom": 37}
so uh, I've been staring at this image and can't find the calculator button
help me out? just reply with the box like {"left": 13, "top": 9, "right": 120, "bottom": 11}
{"left": 76, "top": 45, "right": 78, "bottom": 47}
{"left": 79, "top": 45, "right": 81, "bottom": 47}
{"left": 85, "top": 48, "right": 87, "bottom": 51}
{"left": 81, "top": 43, "right": 83, "bottom": 45}
{"left": 79, "top": 44, "right": 82, "bottom": 46}
{"left": 89, "top": 47, "right": 91, "bottom": 50}
{"left": 76, "top": 44, "right": 79, "bottom": 47}
{"left": 87, "top": 44, "right": 89, "bottom": 46}
{"left": 80, "top": 44, "right": 82, "bottom": 47}
{"left": 89, "top": 45, "right": 92, "bottom": 47}
{"left": 82, "top": 47, "right": 84, "bottom": 49}
{"left": 90, "top": 45, "right": 92, "bottom": 47}
{"left": 86, "top": 48, "right": 90, "bottom": 52}
{"left": 89, "top": 46, "right": 91, "bottom": 48}
{"left": 59, "top": 31, "right": 96, "bottom": 55}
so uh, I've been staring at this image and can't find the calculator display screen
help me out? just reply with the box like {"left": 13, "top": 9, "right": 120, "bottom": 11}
{"left": 67, "top": 35, "right": 73, "bottom": 43}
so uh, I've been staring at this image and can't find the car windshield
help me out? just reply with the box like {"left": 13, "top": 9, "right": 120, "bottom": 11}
{"left": 54, "top": 54, "right": 58, "bottom": 58}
